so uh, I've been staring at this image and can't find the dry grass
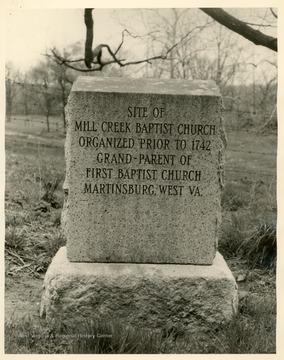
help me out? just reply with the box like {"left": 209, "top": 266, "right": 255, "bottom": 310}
{"left": 5, "top": 293, "right": 276, "bottom": 354}
{"left": 4, "top": 120, "right": 277, "bottom": 354}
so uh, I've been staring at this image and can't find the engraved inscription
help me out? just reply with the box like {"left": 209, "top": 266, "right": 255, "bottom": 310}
{"left": 74, "top": 106, "right": 217, "bottom": 197}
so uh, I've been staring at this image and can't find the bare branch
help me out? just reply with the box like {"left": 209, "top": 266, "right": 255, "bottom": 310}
{"left": 119, "top": 25, "right": 207, "bottom": 68}
{"left": 97, "top": 44, "right": 124, "bottom": 66}
{"left": 48, "top": 19, "right": 208, "bottom": 73}
{"left": 200, "top": 8, "right": 277, "bottom": 52}
{"left": 270, "top": 8, "right": 278, "bottom": 19}
{"left": 244, "top": 22, "right": 276, "bottom": 28}
{"left": 122, "top": 28, "right": 159, "bottom": 40}
{"left": 259, "top": 59, "right": 278, "bottom": 68}
{"left": 50, "top": 48, "right": 119, "bottom": 72}
{"left": 164, "top": 24, "right": 206, "bottom": 55}
{"left": 119, "top": 55, "right": 167, "bottom": 67}
{"left": 244, "top": 59, "right": 278, "bottom": 69}
{"left": 114, "top": 30, "right": 127, "bottom": 55}
{"left": 115, "top": 29, "right": 160, "bottom": 55}
{"left": 45, "top": 50, "right": 85, "bottom": 64}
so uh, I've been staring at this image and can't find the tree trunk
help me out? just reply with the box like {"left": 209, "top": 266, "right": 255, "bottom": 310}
{"left": 6, "top": 80, "right": 12, "bottom": 122}
{"left": 6, "top": 113, "right": 12, "bottom": 123}
{"left": 46, "top": 113, "right": 50, "bottom": 132}
{"left": 24, "top": 100, "right": 29, "bottom": 116}
{"left": 61, "top": 87, "right": 67, "bottom": 128}
{"left": 84, "top": 9, "right": 94, "bottom": 68}
{"left": 6, "top": 103, "right": 12, "bottom": 122}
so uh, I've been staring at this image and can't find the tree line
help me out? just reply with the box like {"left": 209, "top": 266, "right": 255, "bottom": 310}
{"left": 5, "top": 8, "right": 277, "bottom": 131}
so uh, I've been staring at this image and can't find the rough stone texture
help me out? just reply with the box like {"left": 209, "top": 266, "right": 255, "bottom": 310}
{"left": 64, "top": 77, "right": 226, "bottom": 265}
{"left": 41, "top": 247, "right": 238, "bottom": 332}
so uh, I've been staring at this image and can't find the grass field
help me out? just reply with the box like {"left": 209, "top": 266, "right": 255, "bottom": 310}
{"left": 4, "top": 114, "right": 277, "bottom": 354}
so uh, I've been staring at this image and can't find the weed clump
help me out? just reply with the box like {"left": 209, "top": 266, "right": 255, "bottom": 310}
{"left": 5, "top": 226, "right": 26, "bottom": 251}
{"left": 241, "top": 220, "right": 276, "bottom": 269}
{"left": 69, "top": 319, "right": 171, "bottom": 354}
{"left": 219, "top": 213, "right": 250, "bottom": 258}
{"left": 33, "top": 232, "right": 66, "bottom": 272}
{"left": 41, "top": 175, "right": 64, "bottom": 209}
{"left": 220, "top": 215, "right": 276, "bottom": 269}
{"left": 5, "top": 316, "right": 69, "bottom": 354}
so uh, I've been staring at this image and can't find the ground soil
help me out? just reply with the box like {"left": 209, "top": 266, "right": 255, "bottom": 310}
{"left": 5, "top": 273, "right": 44, "bottom": 322}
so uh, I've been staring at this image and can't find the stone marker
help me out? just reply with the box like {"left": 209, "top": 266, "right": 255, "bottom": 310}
{"left": 64, "top": 77, "right": 226, "bottom": 265}
{"left": 41, "top": 76, "right": 237, "bottom": 332}
{"left": 41, "top": 247, "right": 238, "bottom": 332}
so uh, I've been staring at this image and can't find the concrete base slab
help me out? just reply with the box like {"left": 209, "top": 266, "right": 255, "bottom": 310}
{"left": 40, "top": 247, "right": 238, "bottom": 333}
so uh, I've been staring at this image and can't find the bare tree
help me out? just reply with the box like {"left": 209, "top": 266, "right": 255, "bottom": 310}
{"left": 137, "top": 8, "right": 210, "bottom": 79}
{"left": 49, "top": 8, "right": 276, "bottom": 77}
{"left": 16, "top": 72, "right": 34, "bottom": 116}
{"left": 207, "top": 23, "right": 246, "bottom": 91}
{"left": 50, "top": 8, "right": 210, "bottom": 74}
{"left": 5, "top": 63, "right": 19, "bottom": 122}
{"left": 200, "top": 8, "right": 277, "bottom": 52}
{"left": 30, "top": 61, "right": 58, "bottom": 132}
{"left": 48, "top": 49, "right": 76, "bottom": 127}
{"left": 137, "top": 8, "right": 245, "bottom": 94}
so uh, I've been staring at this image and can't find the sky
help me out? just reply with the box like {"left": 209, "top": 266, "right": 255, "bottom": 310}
{"left": 5, "top": 9, "right": 122, "bottom": 71}
{"left": 4, "top": 5, "right": 278, "bottom": 79}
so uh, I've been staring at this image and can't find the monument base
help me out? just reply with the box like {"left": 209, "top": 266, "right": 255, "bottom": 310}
{"left": 40, "top": 247, "right": 238, "bottom": 333}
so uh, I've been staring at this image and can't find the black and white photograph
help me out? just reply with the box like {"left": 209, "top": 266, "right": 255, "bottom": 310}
{"left": 2, "top": 0, "right": 280, "bottom": 355}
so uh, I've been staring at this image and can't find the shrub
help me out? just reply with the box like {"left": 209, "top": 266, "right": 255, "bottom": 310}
{"left": 41, "top": 174, "right": 64, "bottom": 209}
{"left": 33, "top": 232, "right": 66, "bottom": 272}
{"left": 5, "top": 210, "right": 31, "bottom": 228}
{"left": 219, "top": 215, "right": 276, "bottom": 269}
{"left": 5, "top": 226, "right": 26, "bottom": 251}
{"left": 218, "top": 294, "right": 276, "bottom": 353}
{"left": 219, "top": 213, "right": 251, "bottom": 258}
{"left": 240, "top": 219, "right": 276, "bottom": 269}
